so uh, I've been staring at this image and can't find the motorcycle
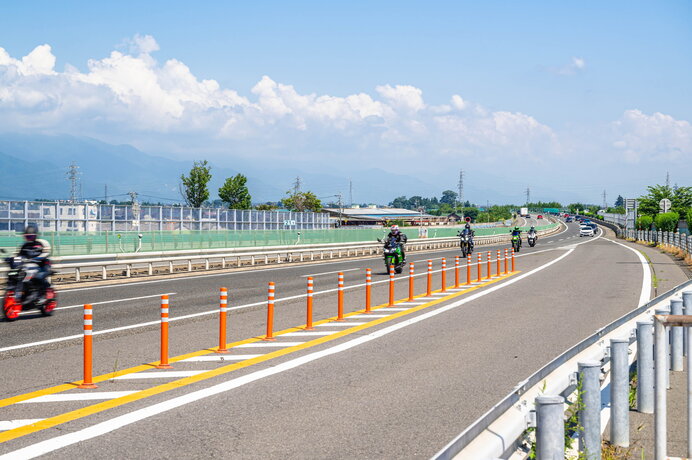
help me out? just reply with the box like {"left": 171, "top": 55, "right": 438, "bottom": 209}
{"left": 378, "top": 236, "right": 405, "bottom": 274}
{"left": 527, "top": 233, "right": 537, "bottom": 247}
{"left": 511, "top": 234, "right": 522, "bottom": 253}
{"left": 2, "top": 250, "right": 57, "bottom": 321}
{"left": 458, "top": 232, "right": 474, "bottom": 258}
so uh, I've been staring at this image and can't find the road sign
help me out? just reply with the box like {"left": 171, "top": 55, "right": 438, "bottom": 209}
{"left": 659, "top": 198, "right": 672, "bottom": 213}
{"left": 283, "top": 219, "right": 297, "bottom": 227}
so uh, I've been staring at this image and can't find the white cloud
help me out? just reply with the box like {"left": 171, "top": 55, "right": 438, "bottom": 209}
{"left": 611, "top": 109, "right": 692, "bottom": 163}
{"left": 122, "top": 33, "right": 160, "bottom": 55}
{"left": 552, "top": 56, "right": 586, "bottom": 76}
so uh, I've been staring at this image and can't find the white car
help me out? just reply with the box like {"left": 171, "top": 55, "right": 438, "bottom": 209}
{"left": 579, "top": 225, "right": 594, "bottom": 237}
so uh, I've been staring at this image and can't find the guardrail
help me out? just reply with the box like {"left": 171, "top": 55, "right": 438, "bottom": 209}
{"left": 432, "top": 279, "right": 692, "bottom": 460}
{"left": 0, "top": 223, "right": 563, "bottom": 284}
{"left": 627, "top": 228, "right": 692, "bottom": 255}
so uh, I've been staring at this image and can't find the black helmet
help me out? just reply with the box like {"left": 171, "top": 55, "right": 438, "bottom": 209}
{"left": 23, "top": 225, "right": 38, "bottom": 242}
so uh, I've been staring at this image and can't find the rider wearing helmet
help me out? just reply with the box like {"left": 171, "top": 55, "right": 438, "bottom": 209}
{"left": 528, "top": 225, "right": 537, "bottom": 237}
{"left": 13, "top": 225, "right": 52, "bottom": 298}
{"left": 386, "top": 224, "right": 408, "bottom": 261}
{"left": 460, "top": 222, "right": 475, "bottom": 249}
{"left": 511, "top": 226, "right": 521, "bottom": 236}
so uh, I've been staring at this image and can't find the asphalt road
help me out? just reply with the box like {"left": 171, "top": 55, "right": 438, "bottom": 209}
{"left": 0, "top": 221, "right": 648, "bottom": 459}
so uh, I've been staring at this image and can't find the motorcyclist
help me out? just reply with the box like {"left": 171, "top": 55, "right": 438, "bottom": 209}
{"left": 386, "top": 225, "right": 408, "bottom": 261}
{"left": 510, "top": 226, "right": 522, "bottom": 249}
{"left": 10, "top": 225, "right": 52, "bottom": 301}
{"left": 458, "top": 222, "right": 475, "bottom": 250}
{"left": 528, "top": 226, "right": 537, "bottom": 239}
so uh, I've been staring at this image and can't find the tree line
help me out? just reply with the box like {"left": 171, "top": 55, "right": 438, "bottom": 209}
{"left": 179, "top": 160, "right": 323, "bottom": 212}
{"left": 634, "top": 184, "right": 692, "bottom": 232}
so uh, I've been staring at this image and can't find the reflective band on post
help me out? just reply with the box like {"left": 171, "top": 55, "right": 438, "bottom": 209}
{"left": 264, "top": 282, "right": 276, "bottom": 340}
{"left": 337, "top": 273, "right": 345, "bottom": 320}
{"left": 306, "top": 277, "right": 314, "bottom": 330}
{"left": 156, "top": 295, "right": 172, "bottom": 369}
{"left": 84, "top": 320, "right": 92, "bottom": 326}
{"left": 78, "top": 304, "right": 97, "bottom": 389}
{"left": 365, "top": 268, "right": 372, "bottom": 313}
{"left": 217, "top": 287, "right": 229, "bottom": 353}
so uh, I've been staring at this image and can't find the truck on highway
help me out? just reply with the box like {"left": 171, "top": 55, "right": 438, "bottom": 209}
{"left": 520, "top": 207, "right": 529, "bottom": 217}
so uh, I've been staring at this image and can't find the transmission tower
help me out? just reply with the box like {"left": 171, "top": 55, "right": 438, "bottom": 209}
{"left": 602, "top": 190, "right": 607, "bottom": 209}
{"left": 66, "top": 162, "right": 81, "bottom": 203}
{"left": 666, "top": 171, "right": 670, "bottom": 188}
{"left": 293, "top": 176, "right": 302, "bottom": 195}
{"left": 349, "top": 179, "right": 353, "bottom": 207}
{"left": 457, "top": 170, "right": 464, "bottom": 217}
{"left": 525, "top": 187, "right": 530, "bottom": 206}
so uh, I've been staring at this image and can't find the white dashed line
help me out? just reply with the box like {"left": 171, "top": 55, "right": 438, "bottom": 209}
{"left": 235, "top": 342, "right": 305, "bottom": 348}
{"left": 113, "top": 371, "right": 205, "bottom": 380}
{"left": 0, "top": 420, "right": 43, "bottom": 431}
{"left": 181, "top": 355, "right": 262, "bottom": 362}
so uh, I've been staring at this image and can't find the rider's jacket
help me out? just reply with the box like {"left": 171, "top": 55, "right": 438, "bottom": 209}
{"left": 15, "top": 239, "right": 51, "bottom": 264}
{"left": 511, "top": 230, "right": 521, "bottom": 237}
{"left": 386, "top": 232, "right": 407, "bottom": 245}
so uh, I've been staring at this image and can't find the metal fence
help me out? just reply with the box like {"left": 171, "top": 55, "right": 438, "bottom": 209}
{"left": 627, "top": 228, "right": 692, "bottom": 254}
{"left": 0, "top": 200, "right": 331, "bottom": 233}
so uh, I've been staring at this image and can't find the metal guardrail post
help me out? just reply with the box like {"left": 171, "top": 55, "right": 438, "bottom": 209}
{"left": 654, "top": 318, "right": 667, "bottom": 460}
{"left": 684, "top": 291, "right": 692, "bottom": 357}
{"left": 610, "top": 338, "right": 630, "bottom": 447}
{"left": 636, "top": 321, "right": 654, "bottom": 413}
{"left": 655, "top": 307, "right": 671, "bottom": 389}
{"left": 578, "top": 361, "right": 601, "bottom": 459}
{"left": 536, "top": 395, "right": 565, "bottom": 459}
{"left": 671, "top": 299, "right": 683, "bottom": 371}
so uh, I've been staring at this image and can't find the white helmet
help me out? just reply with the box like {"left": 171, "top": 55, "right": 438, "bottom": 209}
{"left": 390, "top": 225, "right": 399, "bottom": 234}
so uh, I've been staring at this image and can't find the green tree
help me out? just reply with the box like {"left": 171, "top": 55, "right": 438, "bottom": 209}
{"left": 282, "top": 191, "right": 322, "bottom": 212}
{"left": 638, "top": 184, "right": 692, "bottom": 218}
{"left": 636, "top": 215, "right": 653, "bottom": 230}
{"left": 687, "top": 208, "right": 692, "bottom": 225}
{"left": 218, "top": 174, "right": 252, "bottom": 209}
{"left": 180, "top": 160, "right": 212, "bottom": 207}
{"left": 440, "top": 190, "right": 458, "bottom": 206}
{"left": 654, "top": 212, "right": 679, "bottom": 232}
{"left": 255, "top": 203, "right": 278, "bottom": 211}
{"left": 568, "top": 203, "right": 588, "bottom": 214}
{"left": 614, "top": 195, "right": 624, "bottom": 207}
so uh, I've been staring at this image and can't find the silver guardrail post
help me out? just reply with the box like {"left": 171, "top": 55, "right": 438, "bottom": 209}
{"left": 684, "top": 291, "right": 692, "bottom": 357}
{"left": 536, "top": 395, "right": 564, "bottom": 459}
{"left": 654, "top": 316, "right": 668, "bottom": 460}
{"left": 671, "top": 299, "right": 683, "bottom": 371}
{"left": 610, "top": 338, "right": 630, "bottom": 447}
{"left": 655, "top": 307, "right": 671, "bottom": 389}
{"left": 578, "top": 361, "right": 601, "bottom": 459}
{"left": 636, "top": 321, "right": 654, "bottom": 413}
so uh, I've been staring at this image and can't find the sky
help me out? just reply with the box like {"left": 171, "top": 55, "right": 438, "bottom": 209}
{"left": 0, "top": 1, "right": 690, "bottom": 204}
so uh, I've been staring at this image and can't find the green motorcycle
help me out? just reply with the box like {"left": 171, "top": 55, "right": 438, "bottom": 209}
{"left": 380, "top": 236, "right": 405, "bottom": 273}
{"left": 511, "top": 233, "right": 522, "bottom": 252}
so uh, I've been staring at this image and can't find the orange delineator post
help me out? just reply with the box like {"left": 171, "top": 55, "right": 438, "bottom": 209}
{"left": 388, "top": 265, "right": 395, "bottom": 306}
{"left": 426, "top": 260, "right": 433, "bottom": 296}
{"left": 511, "top": 250, "right": 516, "bottom": 272}
{"left": 306, "top": 277, "right": 314, "bottom": 330}
{"left": 466, "top": 255, "right": 471, "bottom": 285}
{"left": 504, "top": 248, "right": 509, "bottom": 274}
{"left": 477, "top": 253, "right": 482, "bottom": 282}
{"left": 408, "top": 263, "right": 415, "bottom": 301}
{"left": 441, "top": 258, "right": 447, "bottom": 292}
{"left": 78, "top": 304, "right": 97, "bottom": 389}
{"left": 496, "top": 250, "right": 501, "bottom": 277}
{"left": 337, "top": 272, "right": 345, "bottom": 320}
{"left": 454, "top": 256, "right": 460, "bottom": 288}
{"left": 264, "top": 282, "right": 276, "bottom": 340}
{"left": 216, "top": 288, "right": 228, "bottom": 353}
{"left": 486, "top": 252, "right": 492, "bottom": 280}
{"left": 365, "top": 268, "right": 372, "bottom": 313}
{"left": 156, "top": 295, "right": 172, "bottom": 369}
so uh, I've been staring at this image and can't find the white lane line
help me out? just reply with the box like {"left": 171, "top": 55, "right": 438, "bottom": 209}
{"left": 113, "top": 371, "right": 205, "bottom": 380}
{"left": 181, "top": 355, "right": 263, "bottom": 362}
{"left": 348, "top": 314, "right": 389, "bottom": 318}
{"left": 235, "top": 342, "right": 305, "bottom": 348}
{"left": 301, "top": 268, "right": 360, "bottom": 278}
{"left": 279, "top": 332, "right": 334, "bottom": 337}
{"left": 315, "top": 322, "right": 365, "bottom": 327}
{"left": 378, "top": 308, "right": 410, "bottom": 311}
{"left": 0, "top": 419, "right": 43, "bottom": 431}
{"left": 18, "top": 293, "right": 177, "bottom": 315}
{"left": 3, "top": 227, "right": 572, "bottom": 354}
{"left": 606, "top": 239, "right": 652, "bottom": 306}
{"left": 0, "top": 245, "right": 579, "bottom": 459}
{"left": 20, "top": 392, "right": 138, "bottom": 403}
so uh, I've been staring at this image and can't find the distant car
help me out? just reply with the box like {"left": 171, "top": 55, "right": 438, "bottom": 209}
{"left": 580, "top": 225, "right": 594, "bottom": 237}
{"left": 587, "top": 222, "right": 598, "bottom": 233}
{"left": 566, "top": 217, "right": 573, "bottom": 222}
{"left": 537, "top": 215, "right": 543, "bottom": 219}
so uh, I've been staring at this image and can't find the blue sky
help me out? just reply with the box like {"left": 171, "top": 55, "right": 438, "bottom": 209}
{"left": 0, "top": 1, "right": 690, "bottom": 203}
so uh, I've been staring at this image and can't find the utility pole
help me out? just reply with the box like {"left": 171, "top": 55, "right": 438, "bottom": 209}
{"left": 457, "top": 170, "right": 464, "bottom": 219}
{"left": 525, "top": 187, "right": 530, "bottom": 206}
{"left": 67, "top": 162, "right": 80, "bottom": 203}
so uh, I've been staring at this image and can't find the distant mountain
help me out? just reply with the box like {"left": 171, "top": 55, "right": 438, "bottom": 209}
{"left": 0, "top": 133, "right": 569, "bottom": 205}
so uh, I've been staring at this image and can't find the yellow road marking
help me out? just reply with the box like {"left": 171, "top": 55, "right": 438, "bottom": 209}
{"left": 0, "top": 272, "right": 519, "bottom": 443}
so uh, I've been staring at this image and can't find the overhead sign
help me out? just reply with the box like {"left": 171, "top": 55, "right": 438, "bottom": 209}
{"left": 659, "top": 198, "right": 672, "bottom": 213}
{"left": 283, "top": 219, "right": 297, "bottom": 226}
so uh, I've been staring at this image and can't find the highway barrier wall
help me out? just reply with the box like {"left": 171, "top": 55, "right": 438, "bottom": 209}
{"left": 433, "top": 279, "right": 692, "bottom": 460}
{"left": 0, "top": 222, "right": 557, "bottom": 256}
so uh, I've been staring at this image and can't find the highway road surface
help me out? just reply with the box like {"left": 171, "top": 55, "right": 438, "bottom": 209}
{"left": 0, "top": 222, "right": 650, "bottom": 459}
